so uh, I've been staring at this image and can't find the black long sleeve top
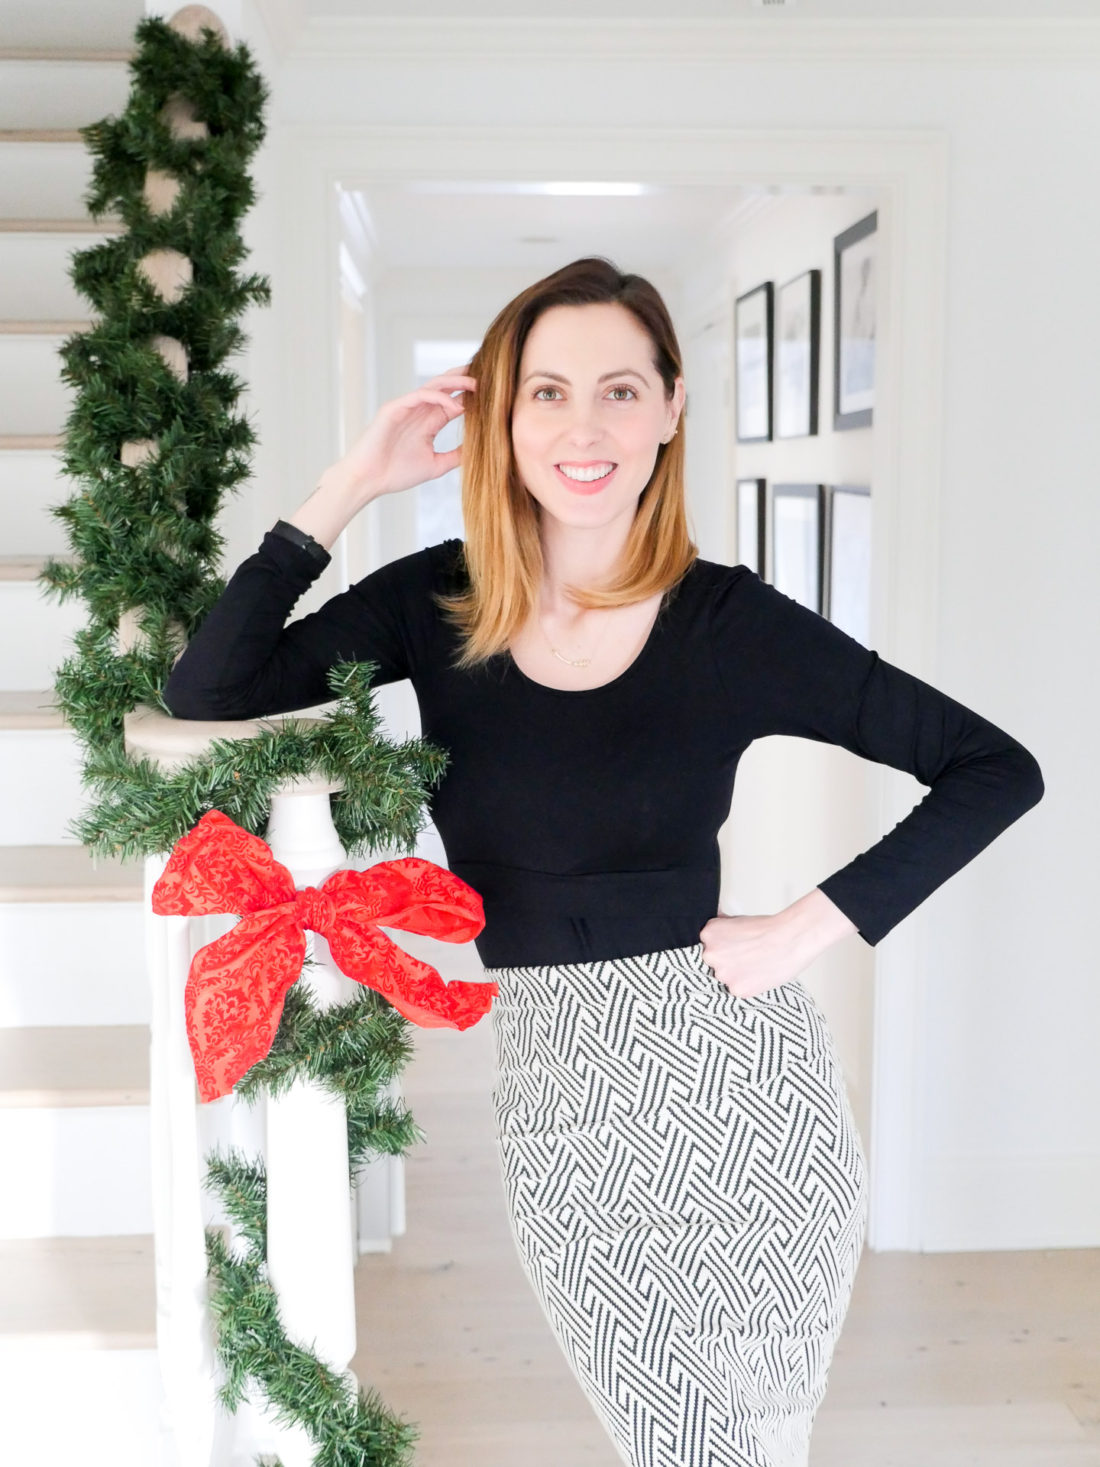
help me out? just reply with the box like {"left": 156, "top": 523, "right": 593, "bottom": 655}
{"left": 162, "top": 524, "right": 1045, "bottom": 971}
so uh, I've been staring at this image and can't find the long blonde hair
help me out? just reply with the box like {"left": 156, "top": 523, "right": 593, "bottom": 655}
{"left": 434, "top": 256, "right": 697, "bottom": 671}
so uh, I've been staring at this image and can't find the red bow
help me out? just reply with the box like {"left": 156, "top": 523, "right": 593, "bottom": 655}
{"left": 150, "top": 809, "right": 495, "bottom": 1103}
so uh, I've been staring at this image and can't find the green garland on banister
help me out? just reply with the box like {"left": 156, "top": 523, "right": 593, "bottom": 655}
{"left": 65, "top": 653, "right": 451, "bottom": 867}
{"left": 204, "top": 1149, "right": 420, "bottom": 1465}
{"left": 202, "top": 972, "right": 428, "bottom": 1465}
{"left": 40, "top": 15, "right": 442, "bottom": 1463}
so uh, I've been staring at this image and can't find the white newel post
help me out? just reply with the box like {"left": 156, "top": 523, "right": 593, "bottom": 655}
{"left": 126, "top": 709, "right": 371, "bottom": 1467}
{"left": 261, "top": 775, "right": 360, "bottom": 1467}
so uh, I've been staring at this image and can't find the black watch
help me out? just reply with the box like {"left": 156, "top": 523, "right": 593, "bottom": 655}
{"left": 271, "top": 519, "right": 330, "bottom": 566}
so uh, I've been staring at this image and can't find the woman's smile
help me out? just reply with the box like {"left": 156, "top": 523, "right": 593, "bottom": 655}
{"left": 554, "top": 462, "right": 619, "bottom": 493}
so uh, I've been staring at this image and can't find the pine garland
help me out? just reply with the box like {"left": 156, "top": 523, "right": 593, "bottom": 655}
{"left": 234, "top": 972, "right": 426, "bottom": 1176}
{"left": 67, "top": 656, "right": 450, "bottom": 864}
{"left": 42, "top": 15, "right": 441, "bottom": 1461}
{"left": 203, "top": 1134, "right": 421, "bottom": 1466}
{"left": 200, "top": 968, "right": 428, "bottom": 1466}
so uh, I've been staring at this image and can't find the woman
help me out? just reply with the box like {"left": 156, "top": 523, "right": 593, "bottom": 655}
{"left": 164, "top": 257, "right": 1044, "bottom": 1467}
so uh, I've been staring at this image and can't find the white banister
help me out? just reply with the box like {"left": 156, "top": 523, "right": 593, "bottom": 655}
{"left": 127, "top": 709, "right": 377, "bottom": 1466}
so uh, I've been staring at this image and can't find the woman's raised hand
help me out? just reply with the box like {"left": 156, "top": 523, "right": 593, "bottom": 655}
{"left": 339, "top": 365, "right": 477, "bottom": 502}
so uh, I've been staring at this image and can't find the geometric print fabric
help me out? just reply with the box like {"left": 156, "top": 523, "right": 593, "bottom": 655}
{"left": 485, "top": 941, "right": 869, "bottom": 1467}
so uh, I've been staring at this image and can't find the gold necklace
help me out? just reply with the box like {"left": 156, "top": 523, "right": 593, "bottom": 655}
{"left": 541, "top": 621, "right": 612, "bottom": 668}
{"left": 539, "top": 607, "right": 615, "bottom": 668}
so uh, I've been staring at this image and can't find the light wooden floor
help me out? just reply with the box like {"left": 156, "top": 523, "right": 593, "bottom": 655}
{"left": 351, "top": 1017, "right": 1100, "bottom": 1467}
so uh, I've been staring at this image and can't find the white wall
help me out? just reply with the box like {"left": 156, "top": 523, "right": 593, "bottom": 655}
{"left": 234, "top": 12, "right": 1094, "bottom": 1248}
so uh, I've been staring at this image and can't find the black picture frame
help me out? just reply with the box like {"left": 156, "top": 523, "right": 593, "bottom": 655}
{"left": 735, "top": 477, "right": 767, "bottom": 573}
{"left": 735, "top": 281, "right": 773, "bottom": 443}
{"left": 770, "top": 482, "right": 825, "bottom": 614}
{"left": 824, "top": 483, "right": 872, "bottom": 643}
{"left": 833, "top": 210, "right": 877, "bottom": 431}
{"left": 775, "top": 268, "right": 821, "bottom": 439}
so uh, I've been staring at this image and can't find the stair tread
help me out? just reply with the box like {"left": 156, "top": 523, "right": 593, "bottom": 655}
{"left": 0, "top": 128, "right": 87, "bottom": 142}
{"left": 0, "top": 435, "right": 63, "bottom": 450}
{"left": 0, "top": 689, "right": 66, "bottom": 729}
{"left": 0, "top": 319, "right": 94, "bottom": 333}
{"left": 0, "top": 218, "right": 124, "bottom": 233}
{"left": 0, "top": 1024, "right": 149, "bottom": 1108}
{"left": 0, "top": 844, "right": 145, "bottom": 903}
{"left": 0, "top": 1234, "right": 154, "bottom": 1348}
{"left": 0, "top": 49, "right": 135, "bottom": 63}
{"left": 0, "top": 551, "right": 78, "bottom": 580}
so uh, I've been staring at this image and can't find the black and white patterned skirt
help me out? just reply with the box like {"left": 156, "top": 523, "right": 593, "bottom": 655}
{"left": 484, "top": 940, "right": 869, "bottom": 1467}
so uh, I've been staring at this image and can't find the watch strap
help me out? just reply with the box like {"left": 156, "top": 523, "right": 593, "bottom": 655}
{"left": 270, "top": 518, "right": 330, "bottom": 566}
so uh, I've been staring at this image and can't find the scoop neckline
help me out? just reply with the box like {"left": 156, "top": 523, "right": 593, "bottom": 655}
{"left": 506, "top": 589, "right": 671, "bottom": 697}
{"left": 443, "top": 539, "right": 694, "bottom": 697}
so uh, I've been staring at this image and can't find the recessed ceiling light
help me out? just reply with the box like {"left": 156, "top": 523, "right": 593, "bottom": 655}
{"left": 401, "top": 181, "right": 655, "bottom": 197}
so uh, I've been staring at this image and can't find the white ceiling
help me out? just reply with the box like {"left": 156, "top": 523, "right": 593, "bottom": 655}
{"left": 344, "top": 183, "right": 867, "bottom": 272}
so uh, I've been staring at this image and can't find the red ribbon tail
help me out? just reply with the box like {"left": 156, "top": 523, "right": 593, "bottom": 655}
{"left": 184, "top": 912, "right": 307, "bottom": 1102}
{"left": 325, "top": 923, "right": 497, "bottom": 1030}
{"left": 383, "top": 974, "right": 499, "bottom": 1031}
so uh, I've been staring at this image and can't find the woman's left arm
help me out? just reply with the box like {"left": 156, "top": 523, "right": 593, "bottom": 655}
{"left": 700, "top": 568, "right": 1045, "bottom": 996}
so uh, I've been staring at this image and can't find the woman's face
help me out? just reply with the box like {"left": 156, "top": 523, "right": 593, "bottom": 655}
{"left": 511, "top": 302, "right": 684, "bottom": 529}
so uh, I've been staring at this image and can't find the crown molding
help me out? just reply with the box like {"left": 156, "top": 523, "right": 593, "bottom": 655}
{"left": 274, "top": 122, "right": 947, "bottom": 190}
{"left": 254, "top": 7, "right": 1100, "bottom": 66}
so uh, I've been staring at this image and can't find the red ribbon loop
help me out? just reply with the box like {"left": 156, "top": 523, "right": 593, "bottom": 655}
{"left": 150, "top": 808, "right": 493, "bottom": 1103}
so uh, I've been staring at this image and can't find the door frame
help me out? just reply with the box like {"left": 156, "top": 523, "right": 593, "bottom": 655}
{"left": 272, "top": 123, "right": 950, "bottom": 1250}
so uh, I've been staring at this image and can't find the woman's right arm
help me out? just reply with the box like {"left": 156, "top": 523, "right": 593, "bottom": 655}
{"left": 161, "top": 465, "right": 376, "bottom": 718}
{"left": 160, "top": 362, "right": 479, "bottom": 721}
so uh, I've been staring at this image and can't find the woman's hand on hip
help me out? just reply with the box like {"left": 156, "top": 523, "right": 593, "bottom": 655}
{"left": 699, "top": 889, "right": 858, "bottom": 999}
{"left": 698, "top": 913, "right": 806, "bottom": 999}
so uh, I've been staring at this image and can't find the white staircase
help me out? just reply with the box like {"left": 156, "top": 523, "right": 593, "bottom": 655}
{"left": 0, "top": 8, "right": 164, "bottom": 1463}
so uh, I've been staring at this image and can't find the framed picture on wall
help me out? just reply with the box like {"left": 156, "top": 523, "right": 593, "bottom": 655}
{"left": 776, "top": 268, "right": 821, "bottom": 439}
{"left": 736, "top": 477, "right": 766, "bottom": 573}
{"left": 833, "top": 210, "right": 877, "bottom": 431}
{"left": 825, "top": 484, "right": 872, "bottom": 644}
{"left": 735, "top": 281, "right": 773, "bottom": 442}
{"left": 771, "top": 483, "right": 825, "bottom": 614}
